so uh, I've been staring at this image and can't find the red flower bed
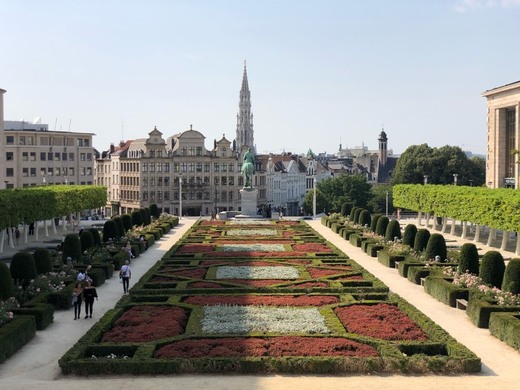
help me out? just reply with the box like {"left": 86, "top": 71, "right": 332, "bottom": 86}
{"left": 308, "top": 266, "right": 353, "bottom": 278}
{"left": 187, "top": 281, "right": 224, "bottom": 289}
{"left": 149, "top": 276, "right": 176, "bottom": 283}
{"left": 335, "top": 303, "right": 429, "bottom": 341}
{"left": 292, "top": 243, "right": 333, "bottom": 253}
{"left": 287, "top": 282, "right": 329, "bottom": 288}
{"left": 335, "top": 275, "right": 365, "bottom": 281}
{"left": 101, "top": 306, "right": 188, "bottom": 343}
{"left": 178, "top": 244, "right": 216, "bottom": 253}
{"left": 221, "top": 279, "right": 291, "bottom": 287}
{"left": 183, "top": 295, "right": 339, "bottom": 306}
{"left": 203, "top": 251, "right": 301, "bottom": 258}
{"left": 285, "top": 259, "right": 312, "bottom": 265}
{"left": 216, "top": 240, "right": 292, "bottom": 245}
{"left": 170, "top": 269, "right": 207, "bottom": 279}
{"left": 154, "top": 336, "right": 379, "bottom": 358}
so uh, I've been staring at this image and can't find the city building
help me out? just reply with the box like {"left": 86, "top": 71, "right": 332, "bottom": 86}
{"left": 0, "top": 88, "right": 96, "bottom": 189}
{"left": 482, "top": 80, "right": 520, "bottom": 188}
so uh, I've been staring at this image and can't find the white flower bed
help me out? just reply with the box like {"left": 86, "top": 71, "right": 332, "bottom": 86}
{"left": 216, "top": 266, "right": 299, "bottom": 279}
{"left": 227, "top": 228, "right": 277, "bottom": 236}
{"left": 229, "top": 220, "right": 273, "bottom": 225}
{"left": 202, "top": 305, "right": 330, "bottom": 334}
{"left": 222, "top": 243, "right": 285, "bottom": 252}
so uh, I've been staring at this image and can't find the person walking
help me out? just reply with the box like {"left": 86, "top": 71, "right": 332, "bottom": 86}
{"left": 83, "top": 280, "right": 98, "bottom": 319}
{"left": 120, "top": 260, "right": 131, "bottom": 294}
{"left": 72, "top": 283, "right": 83, "bottom": 320}
{"left": 15, "top": 227, "right": 20, "bottom": 246}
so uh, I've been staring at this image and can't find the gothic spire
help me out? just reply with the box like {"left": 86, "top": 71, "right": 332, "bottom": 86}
{"left": 236, "top": 61, "right": 254, "bottom": 152}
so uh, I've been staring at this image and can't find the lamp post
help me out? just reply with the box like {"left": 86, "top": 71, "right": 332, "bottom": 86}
{"left": 179, "top": 173, "right": 183, "bottom": 219}
{"left": 313, "top": 174, "right": 317, "bottom": 219}
{"left": 453, "top": 174, "right": 458, "bottom": 186}
{"left": 4, "top": 180, "right": 8, "bottom": 189}
{"left": 423, "top": 175, "right": 428, "bottom": 185}
{"left": 385, "top": 190, "right": 389, "bottom": 217}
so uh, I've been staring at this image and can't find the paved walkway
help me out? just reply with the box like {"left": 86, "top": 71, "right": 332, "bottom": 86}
{"left": 0, "top": 217, "right": 519, "bottom": 390}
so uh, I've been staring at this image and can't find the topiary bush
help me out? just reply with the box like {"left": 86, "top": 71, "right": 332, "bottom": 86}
{"left": 358, "top": 210, "right": 371, "bottom": 227}
{"left": 10, "top": 251, "right": 37, "bottom": 286}
{"left": 80, "top": 230, "right": 95, "bottom": 252}
{"left": 0, "top": 262, "right": 14, "bottom": 300}
{"left": 402, "top": 224, "right": 417, "bottom": 247}
{"left": 375, "top": 216, "right": 389, "bottom": 237}
{"left": 370, "top": 214, "right": 382, "bottom": 233}
{"left": 89, "top": 228, "right": 102, "bottom": 247}
{"left": 385, "top": 220, "right": 402, "bottom": 242}
{"left": 150, "top": 203, "right": 160, "bottom": 219}
{"left": 121, "top": 214, "right": 133, "bottom": 231}
{"left": 131, "top": 210, "right": 143, "bottom": 227}
{"left": 502, "top": 259, "right": 520, "bottom": 295}
{"left": 424, "top": 233, "right": 447, "bottom": 261}
{"left": 458, "top": 243, "right": 480, "bottom": 275}
{"left": 139, "top": 209, "right": 148, "bottom": 226}
{"left": 144, "top": 208, "right": 151, "bottom": 225}
{"left": 353, "top": 208, "right": 362, "bottom": 226}
{"left": 33, "top": 248, "right": 53, "bottom": 274}
{"left": 62, "top": 234, "right": 82, "bottom": 263}
{"left": 413, "top": 228, "right": 431, "bottom": 252}
{"left": 479, "top": 251, "right": 505, "bottom": 289}
{"left": 103, "top": 220, "right": 119, "bottom": 242}
{"left": 341, "top": 202, "right": 353, "bottom": 217}
{"left": 113, "top": 216, "right": 125, "bottom": 236}
{"left": 349, "top": 207, "right": 358, "bottom": 222}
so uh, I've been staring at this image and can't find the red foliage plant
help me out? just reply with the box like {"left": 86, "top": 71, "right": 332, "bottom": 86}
{"left": 154, "top": 336, "right": 379, "bottom": 358}
{"left": 101, "top": 306, "right": 188, "bottom": 343}
{"left": 335, "top": 303, "right": 429, "bottom": 341}
{"left": 287, "top": 282, "right": 329, "bottom": 288}
{"left": 307, "top": 266, "right": 353, "bottom": 278}
{"left": 183, "top": 295, "right": 339, "bottom": 306}
{"left": 220, "top": 279, "right": 291, "bottom": 287}
{"left": 177, "top": 244, "right": 216, "bottom": 253}
{"left": 292, "top": 243, "right": 333, "bottom": 253}
{"left": 170, "top": 269, "right": 207, "bottom": 279}
{"left": 187, "top": 281, "right": 224, "bottom": 289}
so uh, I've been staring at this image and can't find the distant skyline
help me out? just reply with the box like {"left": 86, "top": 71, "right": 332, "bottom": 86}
{"left": 1, "top": 0, "right": 520, "bottom": 155}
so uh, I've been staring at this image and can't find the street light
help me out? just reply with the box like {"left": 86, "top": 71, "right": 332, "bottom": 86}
{"left": 453, "top": 174, "right": 458, "bottom": 186}
{"left": 313, "top": 174, "right": 317, "bottom": 219}
{"left": 4, "top": 180, "right": 9, "bottom": 189}
{"left": 179, "top": 173, "right": 183, "bottom": 219}
{"left": 423, "top": 175, "right": 428, "bottom": 185}
{"left": 385, "top": 190, "right": 389, "bottom": 217}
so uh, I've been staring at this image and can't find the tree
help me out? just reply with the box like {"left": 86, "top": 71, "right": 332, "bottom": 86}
{"left": 302, "top": 189, "right": 328, "bottom": 215}
{"left": 368, "top": 184, "right": 392, "bottom": 214}
{"left": 316, "top": 174, "right": 372, "bottom": 213}
{"left": 391, "top": 144, "right": 485, "bottom": 186}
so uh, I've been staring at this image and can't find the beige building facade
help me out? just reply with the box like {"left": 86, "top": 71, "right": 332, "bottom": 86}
{"left": 482, "top": 80, "right": 520, "bottom": 188}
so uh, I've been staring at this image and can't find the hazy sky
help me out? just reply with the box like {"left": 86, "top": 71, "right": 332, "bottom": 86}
{"left": 1, "top": 0, "right": 519, "bottom": 155}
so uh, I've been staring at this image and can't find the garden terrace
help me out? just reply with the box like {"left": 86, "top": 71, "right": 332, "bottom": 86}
{"left": 59, "top": 219, "right": 480, "bottom": 375}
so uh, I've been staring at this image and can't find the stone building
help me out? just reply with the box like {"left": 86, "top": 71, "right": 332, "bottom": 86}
{"left": 482, "top": 80, "right": 520, "bottom": 188}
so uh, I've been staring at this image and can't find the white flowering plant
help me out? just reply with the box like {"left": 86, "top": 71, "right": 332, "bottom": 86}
{"left": 442, "top": 268, "right": 520, "bottom": 306}
{"left": 0, "top": 297, "right": 19, "bottom": 326}
{"left": 13, "top": 272, "right": 69, "bottom": 305}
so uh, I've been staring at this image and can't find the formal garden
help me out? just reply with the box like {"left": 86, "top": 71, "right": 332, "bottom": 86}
{"left": 58, "top": 219, "right": 480, "bottom": 375}
{"left": 0, "top": 185, "right": 179, "bottom": 364}
{"left": 321, "top": 201, "right": 520, "bottom": 351}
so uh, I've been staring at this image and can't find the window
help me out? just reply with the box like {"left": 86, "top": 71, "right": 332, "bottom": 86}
{"left": 86, "top": 167, "right": 92, "bottom": 175}
{"left": 48, "top": 152, "right": 53, "bottom": 160}
{"left": 157, "top": 163, "right": 162, "bottom": 172}
{"left": 157, "top": 177, "right": 163, "bottom": 186}
{"left": 229, "top": 163, "right": 234, "bottom": 172}
{"left": 222, "top": 163, "right": 227, "bottom": 172}
{"left": 22, "top": 168, "right": 29, "bottom": 177}
{"left": 20, "top": 136, "right": 26, "bottom": 145}
{"left": 69, "top": 153, "right": 74, "bottom": 161}
{"left": 164, "top": 191, "right": 170, "bottom": 200}
{"left": 150, "top": 178, "right": 155, "bottom": 187}
{"left": 142, "top": 192, "right": 148, "bottom": 201}
{"left": 84, "top": 139, "right": 89, "bottom": 147}
{"left": 196, "top": 162, "right": 202, "bottom": 172}
{"left": 214, "top": 163, "right": 219, "bottom": 172}
{"left": 189, "top": 163, "right": 195, "bottom": 172}
{"left": 150, "top": 163, "right": 155, "bottom": 172}
{"left": 214, "top": 177, "right": 220, "bottom": 185}
{"left": 80, "top": 153, "right": 86, "bottom": 161}
{"left": 54, "top": 152, "right": 61, "bottom": 161}
{"left": 27, "top": 136, "right": 34, "bottom": 145}
{"left": 204, "top": 163, "right": 210, "bottom": 172}
{"left": 40, "top": 168, "right": 46, "bottom": 177}
{"left": 221, "top": 176, "right": 227, "bottom": 185}
{"left": 189, "top": 147, "right": 195, "bottom": 156}
{"left": 30, "top": 168, "right": 36, "bottom": 177}
{"left": 142, "top": 163, "right": 148, "bottom": 172}
{"left": 6, "top": 168, "right": 14, "bottom": 177}
{"left": 6, "top": 152, "right": 13, "bottom": 161}
{"left": 87, "top": 153, "right": 92, "bottom": 161}
{"left": 6, "top": 136, "right": 14, "bottom": 145}
{"left": 181, "top": 163, "right": 187, "bottom": 172}
{"left": 81, "top": 167, "right": 86, "bottom": 176}
{"left": 62, "top": 153, "right": 67, "bottom": 161}
{"left": 196, "top": 147, "right": 203, "bottom": 156}
{"left": 164, "top": 177, "right": 170, "bottom": 186}
{"left": 181, "top": 147, "right": 187, "bottom": 156}
{"left": 69, "top": 168, "right": 74, "bottom": 176}
{"left": 40, "top": 152, "right": 46, "bottom": 161}
{"left": 164, "top": 163, "right": 170, "bottom": 172}
{"left": 229, "top": 176, "right": 234, "bottom": 185}
{"left": 143, "top": 177, "right": 148, "bottom": 186}
{"left": 22, "top": 152, "right": 28, "bottom": 161}
{"left": 173, "top": 162, "right": 179, "bottom": 172}
{"left": 77, "top": 139, "right": 83, "bottom": 147}
{"left": 149, "top": 150, "right": 155, "bottom": 158}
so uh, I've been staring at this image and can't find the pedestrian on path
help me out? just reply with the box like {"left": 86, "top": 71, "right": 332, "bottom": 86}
{"left": 72, "top": 282, "right": 83, "bottom": 320}
{"left": 120, "top": 260, "right": 131, "bottom": 294}
{"left": 15, "top": 227, "right": 20, "bottom": 246}
{"left": 83, "top": 280, "right": 98, "bottom": 319}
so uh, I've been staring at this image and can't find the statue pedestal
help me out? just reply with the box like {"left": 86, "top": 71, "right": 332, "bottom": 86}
{"left": 239, "top": 188, "right": 258, "bottom": 217}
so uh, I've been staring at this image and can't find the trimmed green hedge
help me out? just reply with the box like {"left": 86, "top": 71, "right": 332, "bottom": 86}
{"left": 12, "top": 303, "right": 54, "bottom": 330}
{"left": 423, "top": 277, "right": 469, "bottom": 307}
{"left": 489, "top": 312, "right": 520, "bottom": 350}
{"left": 466, "top": 298, "right": 520, "bottom": 328}
{"left": 0, "top": 315, "right": 36, "bottom": 363}
{"left": 377, "top": 250, "right": 405, "bottom": 268}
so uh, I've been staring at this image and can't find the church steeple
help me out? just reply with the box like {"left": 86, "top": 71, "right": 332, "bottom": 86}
{"left": 378, "top": 128, "right": 388, "bottom": 167}
{"left": 236, "top": 61, "right": 254, "bottom": 152}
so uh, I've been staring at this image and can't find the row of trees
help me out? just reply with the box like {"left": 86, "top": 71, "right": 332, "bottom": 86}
{"left": 302, "top": 144, "right": 485, "bottom": 215}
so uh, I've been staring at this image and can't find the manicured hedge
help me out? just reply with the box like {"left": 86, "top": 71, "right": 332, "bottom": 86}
{"left": 489, "top": 312, "right": 520, "bottom": 350}
{"left": 12, "top": 303, "right": 54, "bottom": 330}
{"left": 466, "top": 298, "right": 520, "bottom": 328}
{"left": 0, "top": 315, "right": 36, "bottom": 363}
{"left": 423, "top": 277, "right": 469, "bottom": 308}
{"left": 377, "top": 250, "right": 405, "bottom": 268}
